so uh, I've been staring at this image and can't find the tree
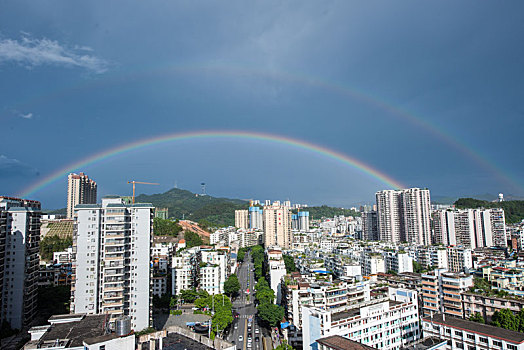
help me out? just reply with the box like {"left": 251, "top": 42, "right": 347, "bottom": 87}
{"left": 40, "top": 235, "right": 73, "bottom": 261}
{"left": 257, "top": 303, "right": 284, "bottom": 327}
{"left": 469, "top": 312, "right": 485, "bottom": 324}
{"left": 283, "top": 255, "right": 297, "bottom": 273}
{"left": 274, "top": 341, "right": 293, "bottom": 350}
{"left": 185, "top": 231, "right": 203, "bottom": 248}
{"left": 492, "top": 309, "right": 519, "bottom": 331}
{"left": 153, "top": 217, "right": 182, "bottom": 236}
{"left": 179, "top": 289, "right": 199, "bottom": 303}
{"left": 237, "top": 248, "right": 246, "bottom": 262}
{"left": 518, "top": 309, "right": 524, "bottom": 332}
{"left": 256, "top": 287, "right": 275, "bottom": 305}
{"left": 224, "top": 274, "right": 241, "bottom": 297}
{"left": 412, "top": 261, "right": 424, "bottom": 273}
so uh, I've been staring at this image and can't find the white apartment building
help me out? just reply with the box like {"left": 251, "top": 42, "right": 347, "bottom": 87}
{"left": 302, "top": 287, "right": 420, "bottom": 350}
{"left": 384, "top": 251, "right": 413, "bottom": 274}
{"left": 401, "top": 188, "right": 431, "bottom": 245}
{"left": 0, "top": 196, "right": 41, "bottom": 330}
{"left": 446, "top": 246, "right": 473, "bottom": 273}
{"left": 414, "top": 246, "right": 448, "bottom": 270}
{"left": 376, "top": 188, "right": 431, "bottom": 245}
{"left": 235, "top": 209, "right": 249, "bottom": 229}
{"left": 362, "top": 253, "right": 385, "bottom": 276}
{"left": 376, "top": 190, "right": 402, "bottom": 243}
{"left": 71, "top": 197, "right": 153, "bottom": 331}
{"left": 264, "top": 204, "right": 292, "bottom": 249}
{"left": 433, "top": 208, "right": 507, "bottom": 248}
{"left": 267, "top": 247, "right": 287, "bottom": 304}
{"left": 200, "top": 248, "right": 229, "bottom": 295}
{"left": 67, "top": 172, "right": 97, "bottom": 219}
{"left": 171, "top": 252, "right": 194, "bottom": 295}
{"left": 53, "top": 247, "right": 74, "bottom": 264}
{"left": 422, "top": 313, "right": 524, "bottom": 350}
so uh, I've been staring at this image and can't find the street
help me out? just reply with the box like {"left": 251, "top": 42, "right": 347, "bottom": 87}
{"left": 228, "top": 252, "right": 266, "bottom": 350}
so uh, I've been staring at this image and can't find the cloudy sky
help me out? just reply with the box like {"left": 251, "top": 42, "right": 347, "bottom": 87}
{"left": 1, "top": 1, "right": 523, "bottom": 208}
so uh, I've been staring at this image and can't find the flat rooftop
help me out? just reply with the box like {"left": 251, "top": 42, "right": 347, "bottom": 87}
{"left": 424, "top": 314, "right": 524, "bottom": 344}
{"left": 317, "top": 335, "right": 374, "bottom": 350}
{"left": 38, "top": 314, "right": 108, "bottom": 348}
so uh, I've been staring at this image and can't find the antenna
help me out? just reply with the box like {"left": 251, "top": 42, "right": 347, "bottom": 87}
{"left": 201, "top": 182, "right": 206, "bottom": 196}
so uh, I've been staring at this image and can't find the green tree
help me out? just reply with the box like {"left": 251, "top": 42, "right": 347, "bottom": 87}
{"left": 184, "top": 231, "right": 203, "bottom": 248}
{"left": 40, "top": 235, "right": 73, "bottom": 261}
{"left": 224, "top": 274, "right": 241, "bottom": 297}
{"left": 469, "top": 312, "right": 485, "bottom": 324}
{"left": 274, "top": 341, "right": 293, "bottom": 350}
{"left": 412, "top": 261, "right": 424, "bottom": 273}
{"left": 257, "top": 303, "right": 284, "bottom": 327}
{"left": 492, "top": 309, "right": 519, "bottom": 331}
{"left": 179, "top": 289, "right": 199, "bottom": 303}
{"left": 518, "top": 309, "right": 524, "bottom": 332}
{"left": 283, "top": 255, "right": 297, "bottom": 273}
{"left": 198, "top": 219, "right": 213, "bottom": 231}
{"left": 237, "top": 248, "right": 246, "bottom": 262}
{"left": 153, "top": 217, "right": 182, "bottom": 236}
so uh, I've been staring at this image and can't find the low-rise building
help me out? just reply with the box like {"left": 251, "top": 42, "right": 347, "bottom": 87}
{"left": 422, "top": 313, "right": 524, "bottom": 350}
{"left": 302, "top": 287, "right": 420, "bottom": 350}
{"left": 24, "top": 314, "right": 135, "bottom": 350}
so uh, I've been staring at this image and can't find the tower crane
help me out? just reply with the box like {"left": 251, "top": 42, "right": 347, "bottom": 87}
{"left": 127, "top": 181, "right": 159, "bottom": 204}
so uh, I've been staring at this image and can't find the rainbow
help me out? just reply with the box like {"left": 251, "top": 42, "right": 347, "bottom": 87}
{"left": 9, "top": 63, "right": 523, "bottom": 192}
{"left": 18, "top": 130, "right": 404, "bottom": 198}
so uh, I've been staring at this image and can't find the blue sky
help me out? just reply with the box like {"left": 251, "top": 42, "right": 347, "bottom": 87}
{"left": 1, "top": 1, "right": 523, "bottom": 208}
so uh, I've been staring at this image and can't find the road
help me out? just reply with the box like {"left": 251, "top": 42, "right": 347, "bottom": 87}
{"left": 228, "top": 252, "right": 265, "bottom": 350}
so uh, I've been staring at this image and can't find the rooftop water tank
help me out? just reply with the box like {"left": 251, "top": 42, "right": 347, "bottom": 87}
{"left": 115, "top": 316, "right": 131, "bottom": 336}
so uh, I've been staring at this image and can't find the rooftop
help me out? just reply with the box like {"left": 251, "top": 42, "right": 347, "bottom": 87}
{"left": 424, "top": 314, "right": 524, "bottom": 344}
{"left": 317, "top": 335, "right": 374, "bottom": 350}
{"left": 28, "top": 314, "right": 109, "bottom": 348}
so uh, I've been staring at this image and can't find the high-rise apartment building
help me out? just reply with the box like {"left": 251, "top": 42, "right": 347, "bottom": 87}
{"left": 0, "top": 196, "right": 41, "bottom": 329}
{"left": 362, "top": 210, "right": 378, "bottom": 240}
{"left": 376, "top": 190, "right": 402, "bottom": 243}
{"left": 67, "top": 172, "right": 97, "bottom": 218}
{"left": 432, "top": 208, "right": 507, "bottom": 248}
{"left": 249, "top": 206, "right": 263, "bottom": 229}
{"left": 263, "top": 204, "right": 292, "bottom": 249}
{"left": 235, "top": 209, "right": 249, "bottom": 229}
{"left": 376, "top": 188, "right": 431, "bottom": 245}
{"left": 401, "top": 188, "right": 431, "bottom": 245}
{"left": 71, "top": 197, "right": 153, "bottom": 331}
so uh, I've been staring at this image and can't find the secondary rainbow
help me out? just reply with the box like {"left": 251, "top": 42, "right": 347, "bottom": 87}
{"left": 18, "top": 130, "right": 404, "bottom": 198}
{"left": 9, "top": 63, "right": 522, "bottom": 192}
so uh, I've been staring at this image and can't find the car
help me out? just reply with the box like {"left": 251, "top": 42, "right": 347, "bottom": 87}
{"left": 248, "top": 336, "right": 252, "bottom": 342}
{"left": 255, "top": 337, "right": 260, "bottom": 342}
{"left": 247, "top": 343, "right": 252, "bottom": 348}
{"left": 255, "top": 328, "right": 260, "bottom": 334}
{"left": 234, "top": 324, "right": 238, "bottom": 330}
{"left": 238, "top": 336, "right": 243, "bottom": 342}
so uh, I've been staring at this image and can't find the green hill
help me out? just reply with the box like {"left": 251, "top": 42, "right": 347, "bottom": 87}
{"left": 136, "top": 188, "right": 248, "bottom": 226}
{"left": 454, "top": 198, "right": 524, "bottom": 224}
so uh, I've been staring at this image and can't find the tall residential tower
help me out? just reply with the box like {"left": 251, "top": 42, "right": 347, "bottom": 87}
{"left": 0, "top": 196, "right": 41, "bottom": 330}
{"left": 71, "top": 197, "right": 153, "bottom": 331}
{"left": 67, "top": 172, "right": 97, "bottom": 219}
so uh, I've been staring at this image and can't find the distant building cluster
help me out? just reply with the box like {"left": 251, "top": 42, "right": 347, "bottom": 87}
{"left": 4, "top": 177, "right": 524, "bottom": 350}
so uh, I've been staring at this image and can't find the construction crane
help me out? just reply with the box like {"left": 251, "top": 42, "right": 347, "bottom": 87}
{"left": 127, "top": 181, "right": 159, "bottom": 204}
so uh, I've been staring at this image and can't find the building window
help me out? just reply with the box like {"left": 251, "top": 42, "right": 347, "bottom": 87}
{"left": 508, "top": 345, "right": 517, "bottom": 350}
{"left": 467, "top": 334, "right": 475, "bottom": 340}
{"left": 492, "top": 340, "right": 502, "bottom": 347}
{"left": 455, "top": 331, "right": 462, "bottom": 336}
{"left": 479, "top": 337, "right": 488, "bottom": 343}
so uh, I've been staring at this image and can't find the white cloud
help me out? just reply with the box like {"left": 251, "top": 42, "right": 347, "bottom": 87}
{"left": 0, "top": 155, "right": 39, "bottom": 177}
{"left": 0, "top": 34, "right": 109, "bottom": 73}
{"left": 20, "top": 112, "right": 33, "bottom": 119}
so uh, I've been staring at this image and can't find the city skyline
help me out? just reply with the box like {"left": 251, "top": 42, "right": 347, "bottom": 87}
{"left": 1, "top": 1, "right": 524, "bottom": 209}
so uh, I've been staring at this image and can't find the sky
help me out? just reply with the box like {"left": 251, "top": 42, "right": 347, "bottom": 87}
{"left": 1, "top": 1, "right": 523, "bottom": 209}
